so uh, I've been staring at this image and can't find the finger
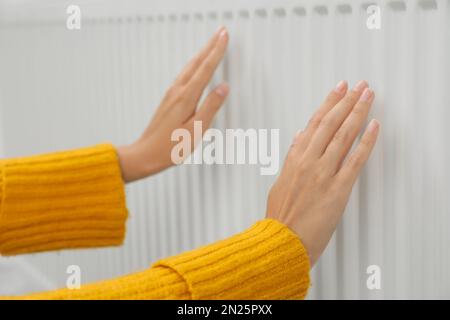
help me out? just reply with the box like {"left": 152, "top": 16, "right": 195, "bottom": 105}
{"left": 186, "top": 28, "right": 229, "bottom": 103}
{"left": 323, "top": 88, "right": 375, "bottom": 175}
{"left": 291, "top": 80, "right": 348, "bottom": 158}
{"left": 187, "top": 83, "right": 229, "bottom": 132}
{"left": 148, "top": 28, "right": 224, "bottom": 132}
{"left": 305, "top": 80, "right": 369, "bottom": 159}
{"left": 281, "top": 82, "right": 348, "bottom": 184}
{"left": 174, "top": 26, "right": 224, "bottom": 86}
{"left": 337, "top": 119, "right": 380, "bottom": 186}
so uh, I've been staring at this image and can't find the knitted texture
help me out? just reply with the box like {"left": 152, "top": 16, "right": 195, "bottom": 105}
{"left": 0, "top": 145, "right": 311, "bottom": 299}
{"left": 0, "top": 144, "right": 128, "bottom": 255}
{"left": 19, "top": 266, "right": 190, "bottom": 300}
{"left": 155, "top": 218, "right": 311, "bottom": 300}
{"left": 10, "top": 219, "right": 310, "bottom": 300}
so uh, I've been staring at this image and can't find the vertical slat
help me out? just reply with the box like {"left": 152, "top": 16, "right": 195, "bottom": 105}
{"left": 309, "top": 3, "right": 339, "bottom": 300}
{"left": 440, "top": 0, "right": 450, "bottom": 298}
{"left": 358, "top": 0, "right": 387, "bottom": 300}
{"left": 387, "top": 0, "right": 416, "bottom": 299}
{"left": 334, "top": 2, "right": 360, "bottom": 300}
{"left": 416, "top": 0, "right": 441, "bottom": 298}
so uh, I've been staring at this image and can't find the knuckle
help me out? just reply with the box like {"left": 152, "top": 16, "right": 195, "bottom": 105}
{"left": 295, "top": 131, "right": 304, "bottom": 141}
{"left": 190, "top": 55, "right": 202, "bottom": 66}
{"left": 165, "top": 86, "right": 187, "bottom": 105}
{"left": 288, "top": 151, "right": 303, "bottom": 170}
{"left": 319, "top": 116, "right": 337, "bottom": 130}
{"left": 348, "top": 153, "right": 364, "bottom": 169}
{"left": 332, "top": 129, "right": 350, "bottom": 144}
{"left": 297, "top": 158, "right": 312, "bottom": 174}
{"left": 360, "top": 135, "right": 373, "bottom": 148}
{"left": 289, "top": 143, "right": 300, "bottom": 156}
{"left": 165, "top": 85, "right": 180, "bottom": 97}
{"left": 319, "top": 161, "right": 332, "bottom": 178}
{"left": 288, "top": 143, "right": 297, "bottom": 152}
{"left": 175, "top": 87, "right": 191, "bottom": 103}
{"left": 203, "top": 60, "right": 215, "bottom": 73}
{"left": 310, "top": 162, "right": 329, "bottom": 183}
{"left": 351, "top": 104, "right": 366, "bottom": 116}
{"left": 326, "top": 91, "right": 342, "bottom": 104}
{"left": 291, "top": 132, "right": 305, "bottom": 148}
{"left": 308, "top": 114, "right": 321, "bottom": 129}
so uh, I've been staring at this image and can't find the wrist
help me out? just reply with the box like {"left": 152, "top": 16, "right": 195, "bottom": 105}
{"left": 117, "top": 140, "right": 170, "bottom": 182}
{"left": 117, "top": 143, "right": 148, "bottom": 182}
{"left": 267, "top": 215, "right": 315, "bottom": 267}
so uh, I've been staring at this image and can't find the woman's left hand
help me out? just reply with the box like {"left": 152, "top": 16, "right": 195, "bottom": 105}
{"left": 118, "top": 27, "right": 229, "bottom": 182}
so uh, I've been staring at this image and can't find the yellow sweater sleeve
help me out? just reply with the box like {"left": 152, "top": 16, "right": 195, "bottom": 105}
{"left": 15, "top": 219, "right": 310, "bottom": 300}
{"left": 0, "top": 145, "right": 311, "bottom": 299}
{"left": 0, "top": 144, "right": 128, "bottom": 255}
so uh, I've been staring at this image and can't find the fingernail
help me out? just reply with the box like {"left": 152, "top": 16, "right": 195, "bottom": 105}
{"left": 334, "top": 80, "right": 347, "bottom": 93}
{"left": 367, "top": 119, "right": 380, "bottom": 133}
{"left": 215, "top": 83, "right": 229, "bottom": 97}
{"left": 359, "top": 88, "right": 373, "bottom": 102}
{"left": 219, "top": 28, "right": 228, "bottom": 39}
{"left": 216, "top": 25, "right": 225, "bottom": 34}
{"left": 353, "top": 80, "right": 368, "bottom": 92}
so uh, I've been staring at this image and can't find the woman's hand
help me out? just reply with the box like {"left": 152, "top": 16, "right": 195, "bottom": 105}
{"left": 118, "top": 27, "right": 229, "bottom": 182}
{"left": 266, "top": 80, "right": 379, "bottom": 267}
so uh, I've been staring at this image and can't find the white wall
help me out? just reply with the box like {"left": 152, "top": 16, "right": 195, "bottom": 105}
{"left": 0, "top": 0, "right": 450, "bottom": 299}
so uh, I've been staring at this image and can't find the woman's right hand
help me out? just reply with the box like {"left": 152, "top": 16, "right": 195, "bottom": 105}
{"left": 266, "top": 80, "right": 379, "bottom": 267}
{"left": 117, "top": 27, "right": 229, "bottom": 183}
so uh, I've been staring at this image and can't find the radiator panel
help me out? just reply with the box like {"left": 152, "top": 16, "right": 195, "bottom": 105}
{"left": 0, "top": 0, "right": 449, "bottom": 299}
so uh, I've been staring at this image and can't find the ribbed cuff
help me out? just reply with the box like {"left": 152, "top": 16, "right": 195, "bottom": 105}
{"left": 154, "top": 219, "right": 311, "bottom": 300}
{"left": 0, "top": 144, "right": 128, "bottom": 256}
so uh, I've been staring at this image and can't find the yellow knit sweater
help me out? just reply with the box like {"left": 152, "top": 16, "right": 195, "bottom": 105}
{"left": 0, "top": 144, "right": 310, "bottom": 299}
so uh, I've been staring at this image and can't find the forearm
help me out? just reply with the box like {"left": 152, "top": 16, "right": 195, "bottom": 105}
{"left": 0, "top": 144, "right": 128, "bottom": 256}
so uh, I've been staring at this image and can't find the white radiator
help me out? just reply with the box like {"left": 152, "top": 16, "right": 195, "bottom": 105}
{"left": 0, "top": 0, "right": 449, "bottom": 299}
